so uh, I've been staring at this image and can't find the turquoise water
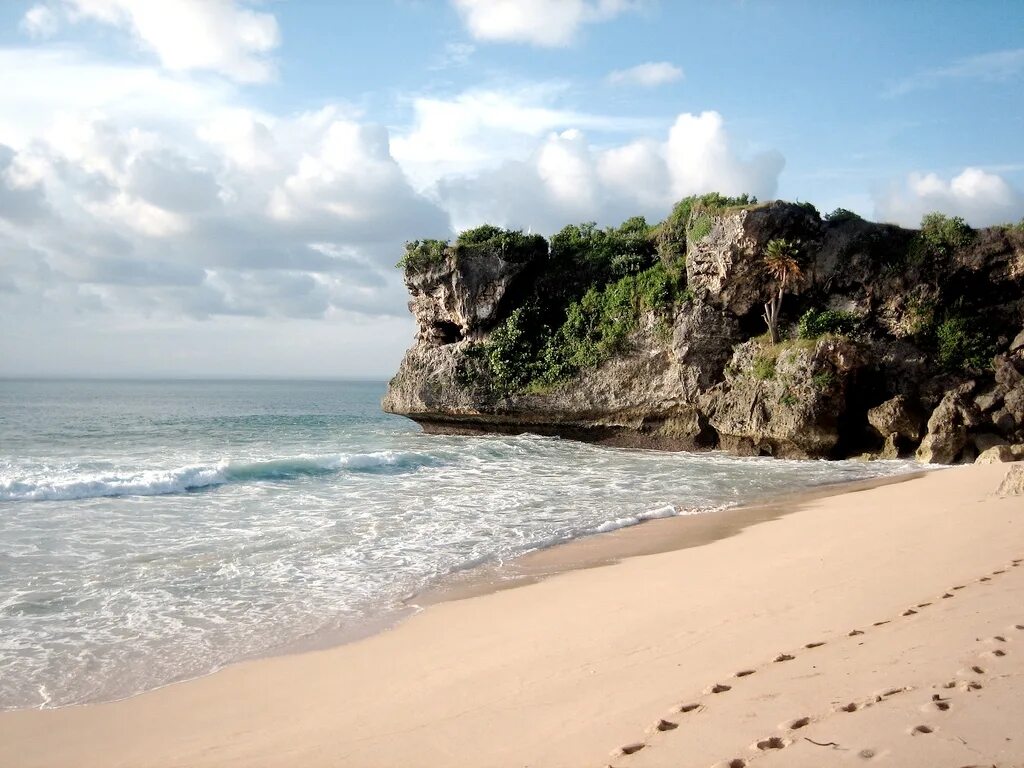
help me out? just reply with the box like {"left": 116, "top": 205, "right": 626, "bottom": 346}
{"left": 0, "top": 379, "right": 916, "bottom": 709}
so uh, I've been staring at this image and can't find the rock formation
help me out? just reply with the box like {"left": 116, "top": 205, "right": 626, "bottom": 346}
{"left": 384, "top": 199, "right": 1024, "bottom": 462}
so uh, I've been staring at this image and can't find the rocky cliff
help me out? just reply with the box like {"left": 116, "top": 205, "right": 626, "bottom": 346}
{"left": 383, "top": 200, "right": 1024, "bottom": 462}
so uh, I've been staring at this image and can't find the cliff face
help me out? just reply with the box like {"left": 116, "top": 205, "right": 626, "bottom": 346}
{"left": 383, "top": 201, "right": 1024, "bottom": 462}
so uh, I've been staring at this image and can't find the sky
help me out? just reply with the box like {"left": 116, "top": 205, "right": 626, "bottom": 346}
{"left": 1, "top": 0, "right": 1022, "bottom": 378}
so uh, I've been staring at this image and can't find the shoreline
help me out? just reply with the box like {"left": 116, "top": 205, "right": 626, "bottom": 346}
{"left": 410, "top": 468, "right": 929, "bottom": 608}
{"left": 0, "top": 460, "right": 921, "bottom": 715}
{"left": 2, "top": 462, "right": 1020, "bottom": 767}
{"left": 44, "top": 466, "right": 929, "bottom": 705}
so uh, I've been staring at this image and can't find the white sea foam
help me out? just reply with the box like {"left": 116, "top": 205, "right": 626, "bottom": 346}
{"left": 0, "top": 451, "right": 437, "bottom": 502}
{"left": 593, "top": 503, "right": 684, "bottom": 533}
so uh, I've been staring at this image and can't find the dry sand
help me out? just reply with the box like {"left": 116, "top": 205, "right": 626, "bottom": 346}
{"left": 2, "top": 462, "right": 1022, "bottom": 768}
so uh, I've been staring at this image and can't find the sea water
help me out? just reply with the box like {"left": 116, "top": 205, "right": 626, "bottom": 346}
{"left": 0, "top": 379, "right": 916, "bottom": 710}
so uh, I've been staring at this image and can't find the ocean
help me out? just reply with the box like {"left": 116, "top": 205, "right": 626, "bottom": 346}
{"left": 0, "top": 379, "right": 916, "bottom": 710}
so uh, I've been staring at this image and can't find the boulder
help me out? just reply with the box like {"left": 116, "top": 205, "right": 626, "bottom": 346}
{"left": 1003, "top": 386, "right": 1024, "bottom": 430}
{"left": 974, "top": 388, "right": 1003, "bottom": 414}
{"left": 916, "top": 386, "right": 982, "bottom": 464}
{"left": 996, "top": 464, "right": 1024, "bottom": 496}
{"left": 994, "top": 354, "right": 1023, "bottom": 390}
{"left": 877, "top": 433, "right": 901, "bottom": 460}
{"left": 975, "top": 444, "right": 1024, "bottom": 464}
{"left": 867, "top": 395, "right": 923, "bottom": 442}
{"left": 973, "top": 432, "right": 1009, "bottom": 454}
{"left": 706, "top": 336, "right": 864, "bottom": 459}
{"left": 1011, "top": 328, "right": 1024, "bottom": 353}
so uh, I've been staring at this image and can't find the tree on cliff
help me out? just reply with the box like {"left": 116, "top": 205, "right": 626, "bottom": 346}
{"left": 762, "top": 238, "right": 802, "bottom": 344}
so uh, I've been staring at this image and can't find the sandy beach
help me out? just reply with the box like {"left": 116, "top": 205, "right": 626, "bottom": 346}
{"left": 2, "top": 462, "right": 1022, "bottom": 768}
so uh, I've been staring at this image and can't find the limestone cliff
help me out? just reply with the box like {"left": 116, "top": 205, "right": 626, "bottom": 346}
{"left": 383, "top": 200, "right": 1024, "bottom": 462}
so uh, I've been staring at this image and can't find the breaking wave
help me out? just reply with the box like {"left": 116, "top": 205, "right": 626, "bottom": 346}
{"left": 0, "top": 451, "right": 439, "bottom": 502}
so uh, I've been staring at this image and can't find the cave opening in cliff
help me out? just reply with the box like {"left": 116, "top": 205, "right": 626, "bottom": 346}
{"left": 432, "top": 321, "right": 464, "bottom": 345}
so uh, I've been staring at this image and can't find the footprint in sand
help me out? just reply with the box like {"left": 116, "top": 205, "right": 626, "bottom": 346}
{"left": 980, "top": 577, "right": 992, "bottom": 583}
{"left": 840, "top": 702, "right": 860, "bottom": 712}
{"left": 934, "top": 700, "right": 951, "bottom": 711}
{"left": 849, "top": 629, "right": 865, "bottom": 636}
{"left": 916, "top": 602, "right": 932, "bottom": 608}
{"left": 774, "top": 653, "right": 795, "bottom": 662}
{"left": 971, "top": 665, "right": 985, "bottom": 674}
{"left": 788, "top": 716, "right": 811, "bottom": 730}
{"left": 989, "top": 649, "right": 1006, "bottom": 658}
{"left": 1015, "top": 624, "right": 1024, "bottom": 631}
{"left": 902, "top": 609, "right": 918, "bottom": 616}
{"left": 654, "top": 719, "right": 678, "bottom": 732}
{"left": 678, "top": 702, "right": 702, "bottom": 713}
{"left": 805, "top": 641, "right": 826, "bottom": 649}
{"left": 858, "top": 748, "right": 877, "bottom": 759}
{"left": 961, "top": 681, "right": 983, "bottom": 692}
{"left": 754, "top": 736, "right": 788, "bottom": 751}
{"left": 910, "top": 725, "right": 934, "bottom": 735}
{"left": 942, "top": 593, "right": 954, "bottom": 599}
{"left": 734, "top": 670, "right": 755, "bottom": 678}
{"left": 992, "top": 569, "right": 1005, "bottom": 575}
{"left": 708, "top": 683, "right": 732, "bottom": 694}
{"left": 617, "top": 742, "right": 645, "bottom": 756}
{"left": 880, "top": 686, "right": 908, "bottom": 698}
{"left": 952, "top": 585, "right": 966, "bottom": 590}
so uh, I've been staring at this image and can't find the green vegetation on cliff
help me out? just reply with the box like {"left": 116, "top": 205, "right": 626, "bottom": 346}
{"left": 405, "top": 198, "right": 1017, "bottom": 398}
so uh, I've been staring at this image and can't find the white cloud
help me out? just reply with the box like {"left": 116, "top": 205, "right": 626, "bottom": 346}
{"left": 0, "top": 48, "right": 233, "bottom": 149}
{"left": 607, "top": 61, "right": 683, "bottom": 88}
{"left": 874, "top": 167, "right": 1024, "bottom": 227}
{"left": 20, "top": 4, "right": 59, "bottom": 38}
{"left": 435, "top": 110, "right": 784, "bottom": 233}
{"left": 0, "top": 58, "right": 450, "bottom": 336}
{"left": 886, "top": 48, "right": 1024, "bottom": 97}
{"left": 391, "top": 84, "right": 657, "bottom": 190}
{"left": 451, "top": 0, "right": 640, "bottom": 47}
{"left": 24, "top": 0, "right": 280, "bottom": 82}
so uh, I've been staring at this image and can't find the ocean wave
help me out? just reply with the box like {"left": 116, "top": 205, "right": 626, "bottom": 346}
{"left": 0, "top": 451, "right": 438, "bottom": 502}
{"left": 592, "top": 503, "right": 682, "bottom": 533}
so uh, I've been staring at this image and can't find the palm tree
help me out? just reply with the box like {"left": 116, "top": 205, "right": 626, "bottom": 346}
{"left": 762, "top": 238, "right": 802, "bottom": 344}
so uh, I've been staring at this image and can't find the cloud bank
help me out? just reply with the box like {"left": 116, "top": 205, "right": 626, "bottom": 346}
{"left": 874, "top": 167, "right": 1024, "bottom": 227}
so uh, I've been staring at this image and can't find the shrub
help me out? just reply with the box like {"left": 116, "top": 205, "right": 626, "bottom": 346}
{"left": 919, "top": 213, "right": 975, "bottom": 254}
{"left": 655, "top": 199, "right": 692, "bottom": 266}
{"left": 908, "top": 212, "right": 976, "bottom": 266}
{"left": 398, "top": 239, "right": 449, "bottom": 271}
{"left": 824, "top": 208, "right": 863, "bottom": 223}
{"left": 485, "top": 305, "right": 546, "bottom": 395}
{"left": 795, "top": 200, "right": 819, "bottom": 217}
{"left": 454, "top": 225, "right": 547, "bottom": 264}
{"left": 797, "top": 309, "right": 859, "bottom": 339}
{"left": 687, "top": 212, "right": 713, "bottom": 244}
{"left": 935, "top": 316, "right": 996, "bottom": 373}
{"left": 550, "top": 217, "right": 658, "bottom": 288}
{"left": 481, "top": 262, "right": 684, "bottom": 394}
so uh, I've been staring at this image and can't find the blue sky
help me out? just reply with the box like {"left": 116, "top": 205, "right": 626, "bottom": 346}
{"left": 1, "top": 0, "right": 1022, "bottom": 377}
